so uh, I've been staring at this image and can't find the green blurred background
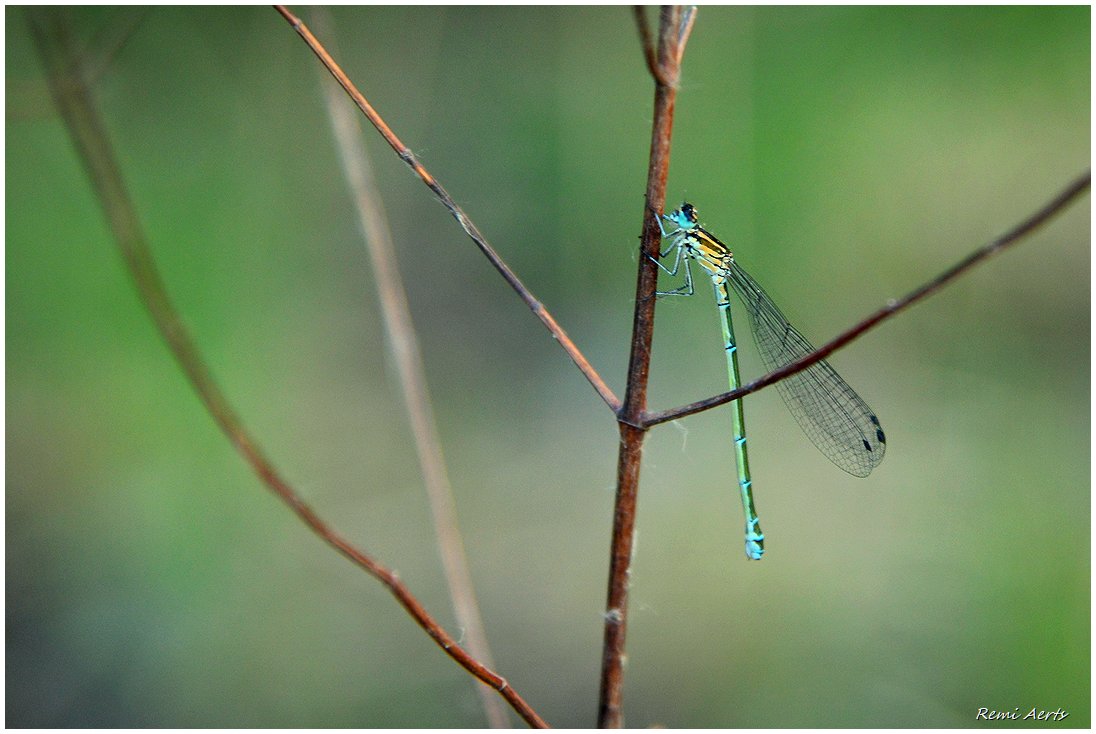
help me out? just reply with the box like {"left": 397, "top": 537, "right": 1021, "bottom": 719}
{"left": 7, "top": 6, "right": 1089, "bottom": 728}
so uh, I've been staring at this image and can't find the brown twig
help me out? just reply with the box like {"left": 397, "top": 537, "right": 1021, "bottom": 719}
{"left": 274, "top": 4, "right": 620, "bottom": 416}
{"left": 309, "top": 8, "right": 510, "bottom": 728}
{"left": 26, "top": 8, "right": 547, "bottom": 729}
{"left": 598, "top": 6, "right": 697, "bottom": 729}
{"left": 643, "top": 169, "right": 1091, "bottom": 427}
{"left": 632, "top": 7, "right": 660, "bottom": 83}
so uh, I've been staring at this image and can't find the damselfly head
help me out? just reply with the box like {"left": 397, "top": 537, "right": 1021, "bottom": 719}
{"left": 665, "top": 202, "right": 699, "bottom": 229}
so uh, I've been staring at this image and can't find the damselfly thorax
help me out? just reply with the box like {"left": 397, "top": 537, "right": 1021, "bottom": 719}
{"left": 680, "top": 228, "right": 732, "bottom": 279}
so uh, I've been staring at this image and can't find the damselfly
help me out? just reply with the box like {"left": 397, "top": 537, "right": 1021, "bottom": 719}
{"left": 654, "top": 202, "right": 886, "bottom": 560}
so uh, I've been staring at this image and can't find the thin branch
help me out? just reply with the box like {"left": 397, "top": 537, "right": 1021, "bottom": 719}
{"left": 26, "top": 9, "right": 547, "bottom": 729}
{"left": 643, "top": 169, "right": 1091, "bottom": 427}
{"left": 309, "top": 8, "right": 509, "bottom": 729}
{"left": 274, "top": 4, "right": 620, "bottom": 416}
{"left": 671, "top": 6, "right": 697, "bottom": 67}
{"left": 632, "top": 5, "right": 697, "bottom": 88}
{"left": 598, "top": 6, "right": 696, "bottom": 729}
{"left": 632, "top": 7, "right": 660, "bottom": 83}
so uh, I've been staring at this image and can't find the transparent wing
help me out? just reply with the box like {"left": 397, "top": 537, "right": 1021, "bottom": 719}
{"left": 726, "top": 261, "right": 886, "bottom": 477}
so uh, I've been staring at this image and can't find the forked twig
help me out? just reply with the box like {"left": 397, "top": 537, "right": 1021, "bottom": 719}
{"left": 274, "top": 5, "right": 620, "bottom": 416}
{"left": 643, "top": 170, "right": 1091, "bottom": 427}
{"left": 26, "top": 9, "right": 547, "bottom": 729}
{"left": 633, "top": 5, "right": 697, "bottom": 88}
{"left": 309, "top": 7, "right": 509, "bottom": 728}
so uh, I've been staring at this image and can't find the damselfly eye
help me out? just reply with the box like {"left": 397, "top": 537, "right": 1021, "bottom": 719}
{"left": 680, "top": 202, "right": 698, "bottom": 223}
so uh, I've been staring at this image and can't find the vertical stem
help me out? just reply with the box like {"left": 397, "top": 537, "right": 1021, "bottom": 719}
{"left": 598, "top": 6, "right": 694, "bottom": 728}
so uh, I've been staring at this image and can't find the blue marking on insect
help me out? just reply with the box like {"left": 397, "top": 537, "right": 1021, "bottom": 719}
{"left": 744, "top": 520, "right": 765, "bottom": 560}
{"left": 664, "top": 202, "right": 698, "bottom": 230}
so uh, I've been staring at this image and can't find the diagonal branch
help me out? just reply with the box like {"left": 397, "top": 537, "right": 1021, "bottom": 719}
{"left": 274, "top": 4, "right": 620, "bottom": 416}
{"left": 643, "top": 170, "right": 1091, "bottom": 427}
{"left": 27, "top": 8, "right": 547, "bottom": 729}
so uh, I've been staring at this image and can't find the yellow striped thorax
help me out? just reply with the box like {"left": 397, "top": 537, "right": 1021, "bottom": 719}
{"left": 665, "top": 202, "right": 733, "bottom": 283}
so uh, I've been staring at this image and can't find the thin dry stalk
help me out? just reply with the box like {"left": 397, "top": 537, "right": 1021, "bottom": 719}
{"left": 310, "top": 8, "right": 510, "bottom": 728}
{"left": 26, "top": 9, "right": 547, "bottom": 729}
{"left": 632, "top": 6, "right": 659, "bottom": 82}
{"left": 598, "top": 6, "right": 696, "bottom": 729}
